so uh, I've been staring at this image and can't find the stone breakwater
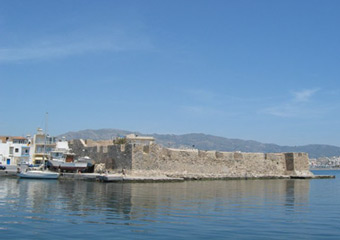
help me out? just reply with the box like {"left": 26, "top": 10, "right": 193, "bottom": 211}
{"left": 69, "top": 139, "right": 314, "bottom": 179}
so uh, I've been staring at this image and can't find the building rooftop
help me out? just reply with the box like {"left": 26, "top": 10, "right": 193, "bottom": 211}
{"left": 0, "top": 136, "right": 27, "bottom": 143}
{"left": 126, "top": 134, "right": 155, "bottom": 141}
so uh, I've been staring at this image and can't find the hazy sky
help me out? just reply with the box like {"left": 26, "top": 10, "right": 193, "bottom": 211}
{"left": 1, "top": 0, "right": 340, "bottom": 146}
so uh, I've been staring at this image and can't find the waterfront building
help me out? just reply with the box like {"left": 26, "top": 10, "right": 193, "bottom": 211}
{"left": 0, "top": 136, "right": 30, "bottom": 165}
{"left": 0, "top": 130, "right": 82, "bottom": 167}
{"left": 30, "top": 128, "right": 57, "bottom": 165}
{"left": 50, "top": 137, "right": 74, "bottom": 162}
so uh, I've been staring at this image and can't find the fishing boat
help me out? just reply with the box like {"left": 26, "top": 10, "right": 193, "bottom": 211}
{"left": 48, "top": 154, "right": 88, "bottom": 172}
{"left": 47, "top": 140, "right": 91, "bottom": 172}
{"left": 48, "top": 160, "right": 88, "bottom": 172}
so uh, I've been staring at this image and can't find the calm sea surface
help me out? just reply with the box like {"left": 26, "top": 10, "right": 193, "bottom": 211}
{"left": 0, "top": 170, "right": 339, "bottom": 239}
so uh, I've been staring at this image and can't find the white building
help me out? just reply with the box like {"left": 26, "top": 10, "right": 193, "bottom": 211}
{"left": 0, "top": 129, "right": 66, "bottom": 166}
{"left": 0, "top": 136, "right": 30, "bottom": 165}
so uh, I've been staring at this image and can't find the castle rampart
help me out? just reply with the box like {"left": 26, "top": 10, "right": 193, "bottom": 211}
{"left": 69, "top": 140, "right": 313, "bottom": 178}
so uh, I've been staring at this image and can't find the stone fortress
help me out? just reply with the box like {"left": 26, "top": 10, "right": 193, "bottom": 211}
{"left": 69, "top": 134, "right": 313, "bottom": 179}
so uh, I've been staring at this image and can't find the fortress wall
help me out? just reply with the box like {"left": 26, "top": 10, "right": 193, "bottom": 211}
{"left": 70, "top": 140, "right": 133, "bottom": 171}
{"left": 106, "top": 144, "right": 133, "bottom": 170}
{"left": 86, "top": 139, "right": 114, "bottom": 147}
{"left": 70, "top": 140, "right": 312, "bottom": 177}
{"left": 284, "top": 152, "right": 310, "bottom": 175}
{"left": 292, "top": 153, "right": 309, "bottom": 171}
{"left": 130, "top": 144, "right": 311, "bottom": 177}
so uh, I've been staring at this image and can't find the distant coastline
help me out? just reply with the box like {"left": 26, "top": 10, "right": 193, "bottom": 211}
{"left": 311, "top": 168, "right": 340, "bottom": 171}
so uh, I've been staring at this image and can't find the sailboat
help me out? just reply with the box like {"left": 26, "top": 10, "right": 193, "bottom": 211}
{"left": 18, "top": 113, "right": 60, "bottom": 179}
{"left": 18, "top": 167, "right": 60, "bottom": 179}
{"left": 18, "top": 156, "right": 60, "bottom": 180}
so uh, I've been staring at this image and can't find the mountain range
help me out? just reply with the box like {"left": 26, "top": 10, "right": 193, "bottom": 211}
{"left": 58, "top": 129, "right": 340, "bottom": 159}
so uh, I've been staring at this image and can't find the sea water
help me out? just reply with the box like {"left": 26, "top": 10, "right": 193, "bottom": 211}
{"left": 0, "top": 170, "right": 339, "bottom": 239}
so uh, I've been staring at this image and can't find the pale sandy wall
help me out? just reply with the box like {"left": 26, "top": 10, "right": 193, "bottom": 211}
{"left": 131, "top": 144, "right": 312, "bottom": 177}
{"left": 70, "top": 140, "right": 312, "bottom": 177}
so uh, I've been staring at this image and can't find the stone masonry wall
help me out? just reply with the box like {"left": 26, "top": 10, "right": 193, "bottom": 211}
{"left": 131, "top": 144, "right": 312, "bottom": 177}
{"left": 70, "top": 140, "right": 312, "bottom": 177}
{"left": 70, "top": 140, "right": 133, "bottom": 171}
{"left": 132, "top": 145, "right": 291, "bottom": 177}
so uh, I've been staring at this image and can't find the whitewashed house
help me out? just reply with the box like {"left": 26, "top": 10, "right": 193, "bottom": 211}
{"left": 0, "top": 136, "right": 30, "bottom": 165}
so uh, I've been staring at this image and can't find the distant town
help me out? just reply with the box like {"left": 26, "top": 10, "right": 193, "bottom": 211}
{"left": 310, "top": 157, "right": 340, "bottom": 169}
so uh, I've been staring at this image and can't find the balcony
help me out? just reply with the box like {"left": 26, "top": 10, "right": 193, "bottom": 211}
{"left": 35, "top": 140, "right": 56, "bottom": 145}
{"left": 34, "top": 136, "right": 56, "bottom": 145}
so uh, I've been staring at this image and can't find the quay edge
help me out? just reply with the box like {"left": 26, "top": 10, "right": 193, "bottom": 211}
{"left": 0, "top": 170, "right": 335, "bottom": 182}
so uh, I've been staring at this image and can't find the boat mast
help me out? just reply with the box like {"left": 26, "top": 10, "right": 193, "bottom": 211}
{"left": 43, "top": 112, "right": 48, "bottom": 167}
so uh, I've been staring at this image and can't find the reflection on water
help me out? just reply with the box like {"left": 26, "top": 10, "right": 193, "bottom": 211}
{"left": 0, "top": 178, "right": 310, "bottom": 219}
{"left": 0, "top": 176, "right": 331, "bottom": 240}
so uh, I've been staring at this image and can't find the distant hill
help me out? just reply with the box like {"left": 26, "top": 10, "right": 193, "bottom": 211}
{"left": 59, "top": 129, "right": 136, "bottom": 140}
{"left": 58, "top": 129, "right": 340, "bottom": 158}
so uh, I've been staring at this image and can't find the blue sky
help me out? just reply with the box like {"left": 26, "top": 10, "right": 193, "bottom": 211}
{"left": 1, "top": 0, "right": 340, "bottom": 146}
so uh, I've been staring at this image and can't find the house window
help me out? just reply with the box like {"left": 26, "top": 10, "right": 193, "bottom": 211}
{"left": 15, "top": 148, "right": 19, "bottom": 153}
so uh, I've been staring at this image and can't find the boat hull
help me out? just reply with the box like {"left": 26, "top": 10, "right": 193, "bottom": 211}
{"left": 18, "top": 170, "right": 59, "bottom": 179}
{"left": 48, "top": 160, "right": 88, "bottom": 172}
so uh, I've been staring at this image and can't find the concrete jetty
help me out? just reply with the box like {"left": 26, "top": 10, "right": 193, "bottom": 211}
{"left": 0, "top": 169, "right": 335, "bottom": 182}
{"left": 96, "top": 173, "right": 335, "bottom": 182}
{"left": 97, "top": 174, "right": 184, "bottom": 182}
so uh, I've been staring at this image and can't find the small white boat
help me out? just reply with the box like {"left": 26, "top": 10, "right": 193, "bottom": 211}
{"left": 18, "top": 169, "right": 59, "bottom": 179}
